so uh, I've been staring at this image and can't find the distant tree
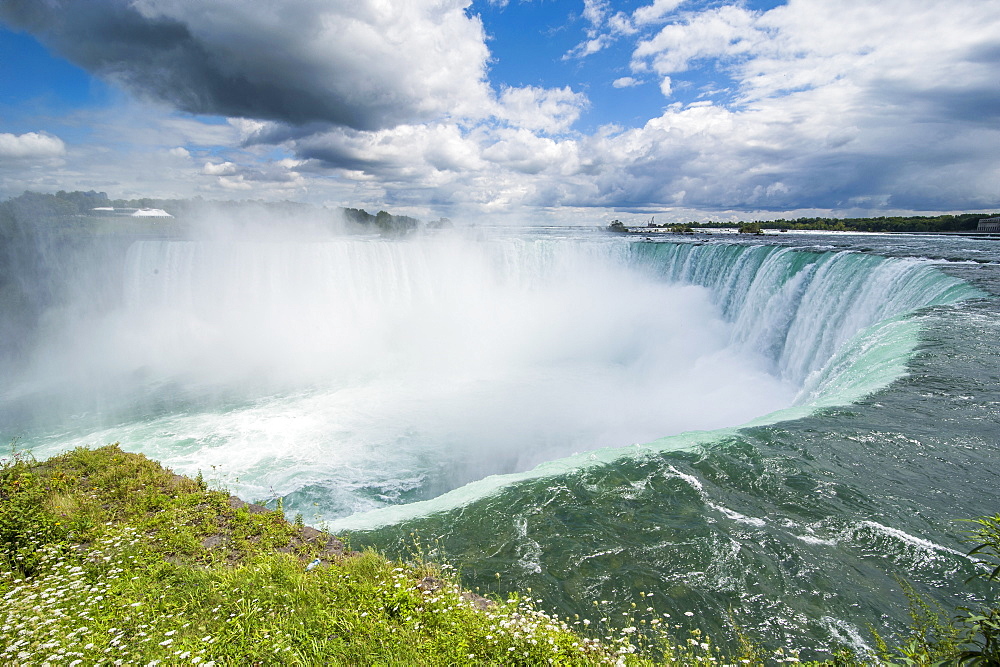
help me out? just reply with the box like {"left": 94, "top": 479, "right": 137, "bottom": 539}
{"left": 342, "top": 208, "right": 376, "bottom": 225}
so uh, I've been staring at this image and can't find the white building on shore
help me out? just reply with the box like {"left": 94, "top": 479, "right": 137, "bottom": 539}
{"left": 91, "top": 207, "right": 173, "bottom": 218}
{"left": 977, "top": 216, "right": 1000, "bottom": 232}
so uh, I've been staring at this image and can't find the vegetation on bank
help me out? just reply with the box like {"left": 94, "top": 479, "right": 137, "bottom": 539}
{"left": 624, "top": 212, "right": 999, "bottom": 233}
{"left": 2, "top": 443, "right": 1000, "bottom": 665}
{"left": 725, "top": 213, "right": 998, "bottom": 233}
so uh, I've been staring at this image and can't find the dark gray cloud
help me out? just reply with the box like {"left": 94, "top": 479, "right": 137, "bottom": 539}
{"left": 0, "top": 0, "right": 492, "bottom": 131}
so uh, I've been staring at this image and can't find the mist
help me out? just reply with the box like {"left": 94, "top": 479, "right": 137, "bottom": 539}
{"left": 1, "top": 210, "right": 800, "bottom": 517}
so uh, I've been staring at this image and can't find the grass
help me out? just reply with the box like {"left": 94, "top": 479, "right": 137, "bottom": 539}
{"left": 2, "top": 443, "right": 997, "bottom": 665}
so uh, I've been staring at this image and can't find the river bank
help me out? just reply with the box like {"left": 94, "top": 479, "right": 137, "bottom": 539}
{"left": 0, "top": 444, "right": 641, "bottom": 665}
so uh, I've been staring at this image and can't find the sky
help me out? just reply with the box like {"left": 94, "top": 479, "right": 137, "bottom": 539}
{"left": 0, "top": 0, "right": 998, "bottom": 224}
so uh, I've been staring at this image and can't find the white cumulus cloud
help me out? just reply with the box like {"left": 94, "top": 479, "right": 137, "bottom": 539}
{"left": 497, "top": 86, "right": 589, "bottom": 135}
{"left": 202, "top": 161, "right": 238, "bottom": 176}
{"left": 632, "top": 0, "right": 687, "bottom": 26}
{"left": 0, "top": 132, "right": 66, "bottom": 159}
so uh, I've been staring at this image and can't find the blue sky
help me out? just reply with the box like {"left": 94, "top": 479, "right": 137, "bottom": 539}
{"left": 478, "top": 0, "right": 664, "bottom": 129}
{"left": 1, "top": 0, "right": 998, "bottom": 223}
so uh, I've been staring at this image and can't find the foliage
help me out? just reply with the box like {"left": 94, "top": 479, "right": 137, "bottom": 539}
{"left": 343, "top": 207, "right": 419, "bottom": 235}
{"left": 607, "top": 220, "right": 628, "bottom": 233}
{"left": 690, "top": 212, "right": 998, "bottom": 233}
{"left": 738, "top": 221, "right": 763, "bottom": 235}
{"left": 867, "top": 515, "right": 1000, "bottom": 666}
{"left": 870, "top": 581, "right": 965, "bottom": 665}
{"left": 0, "top": 447, "right": 71, "bottom": 575}
{"left": 966, "top": 515, "right": 1000, "bottom": 583}
{"left": 954, "top": 515, "right": 1000, "bottom": 664}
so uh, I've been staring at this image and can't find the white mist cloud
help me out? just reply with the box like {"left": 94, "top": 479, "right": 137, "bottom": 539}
{"left": 632, "top": 4, "right": 761, "bottom": 76}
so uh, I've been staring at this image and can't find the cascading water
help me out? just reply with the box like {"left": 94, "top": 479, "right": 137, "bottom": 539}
{"left": 633, "top": 243, "right": 982, "bottom": 404}
{"left": 4, "top": 233, "right": 977, "bottom": 514}
{"left": 631, "top": 242, "right": 975, "bottom": 390}
{"left": 9, "top": 234, "right": 800, "bottom": 512}
{"left": 2, "top": 227, "right": 995, "bottom": 659}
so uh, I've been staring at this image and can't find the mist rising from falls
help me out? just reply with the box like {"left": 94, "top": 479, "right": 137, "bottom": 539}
{"left": 3, "top": 231, "right": 977, "bottom": 519}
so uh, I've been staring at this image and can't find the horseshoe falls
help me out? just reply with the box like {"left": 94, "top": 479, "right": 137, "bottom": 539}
{"left": 2, "top": 227, "right": 999, "bottom": 658}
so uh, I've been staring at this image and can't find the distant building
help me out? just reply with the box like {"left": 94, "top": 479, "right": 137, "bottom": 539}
{"left": 91, "top": 207, "right": 173, "bottom": 218}
{"left": 132, "top": 208, "right": 172, "bottom": 217}
{"left": 978, "top": 216, "right": 1000, "bottom": 232}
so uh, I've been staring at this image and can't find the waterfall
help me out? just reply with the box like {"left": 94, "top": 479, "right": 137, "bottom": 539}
{"left": 631, "top": 242, "right": 977, "bottom": 396}
{"left": 5, "top": 232, "right": 980, "bottom": 524}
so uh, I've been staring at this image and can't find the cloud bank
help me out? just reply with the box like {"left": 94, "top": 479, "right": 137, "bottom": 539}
{"left": 2, "top": 0, "right": 999, "bottom": 219}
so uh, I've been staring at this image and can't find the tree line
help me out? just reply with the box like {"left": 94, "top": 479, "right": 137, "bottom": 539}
{"left": 687, "top": 213, "right": 998, "bottom": 232}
